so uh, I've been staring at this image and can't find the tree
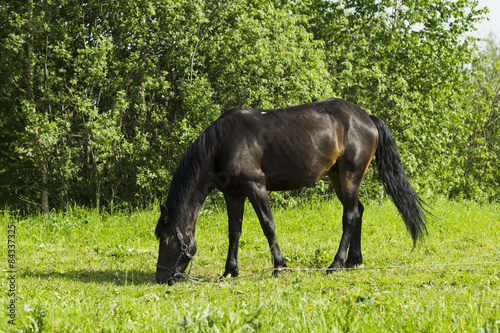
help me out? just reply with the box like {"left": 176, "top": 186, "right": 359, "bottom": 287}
{"left": 0, "top": 0, "right": 332, "bottom": 211}
{"left": 0, "top": 0, "right": 495, "bottom": 212}
{"left": 465, "top": 34, "right": 500, "bottom": 201}
{"left": 289, "top": 0, "right": 490, "bottom": 199}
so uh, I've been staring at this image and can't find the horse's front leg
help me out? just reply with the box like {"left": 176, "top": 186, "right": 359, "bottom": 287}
{"left": 242, "top": 175, "right": 287, "bottom": 275}
{"left": 222, "top": 193, "right": 245, "bottom": 278}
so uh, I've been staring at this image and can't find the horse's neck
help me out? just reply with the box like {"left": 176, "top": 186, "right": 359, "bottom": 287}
{"left": 168, "top": 160, "right": 214, "bottom": 233}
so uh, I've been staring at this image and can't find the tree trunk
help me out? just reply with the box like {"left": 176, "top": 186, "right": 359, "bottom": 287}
{"left": 27, "top": 0, "right": 49, "bottom": 214}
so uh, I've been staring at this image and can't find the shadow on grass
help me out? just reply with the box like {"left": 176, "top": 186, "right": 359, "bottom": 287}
{"left": 21, "top": 269, "right": 156, "bottom": 286}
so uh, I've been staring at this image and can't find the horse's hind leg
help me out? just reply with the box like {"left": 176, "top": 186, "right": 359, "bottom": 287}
{"left": 222, "top": 193, "right": 246, "bottom": 278}
{"left": 346, "top": 201, "right": 364, "bottom": 268}
{"left": 330, "top": 166, "right": 364, "bottom": 268}
{"left": 328, "top": 162, "right": 366, "bottom": 270}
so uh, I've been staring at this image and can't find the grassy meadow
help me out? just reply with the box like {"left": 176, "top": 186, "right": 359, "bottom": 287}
{"left": 1, "top": 197, "right": 500, "bottom": 332}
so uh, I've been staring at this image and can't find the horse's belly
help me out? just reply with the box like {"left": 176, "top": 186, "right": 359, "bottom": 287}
{"left": 261, "top": 146, "right": 338, "bottom": 191}
{"left": 265, "top": 173, "right": 327, "bottom": 191}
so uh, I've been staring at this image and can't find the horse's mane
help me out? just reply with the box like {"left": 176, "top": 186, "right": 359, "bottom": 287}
{"left": 155, "top": 113, "right": 229, "bottom": 238}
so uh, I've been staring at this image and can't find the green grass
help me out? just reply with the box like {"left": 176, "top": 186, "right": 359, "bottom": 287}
{"left": 1, "top": 197, "right": 500, "bottom": 332}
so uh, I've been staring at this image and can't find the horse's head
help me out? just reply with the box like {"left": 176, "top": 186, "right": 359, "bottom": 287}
{"left": 155, "top": 205, "right": 197, "bottom": 285}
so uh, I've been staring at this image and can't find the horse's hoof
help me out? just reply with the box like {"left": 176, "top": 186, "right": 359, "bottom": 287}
{"left": 220, "top": 270, "right": 239, "bottom": 279}
{"left": 273, "top": 266, "right": 287, "bottom": 277}
{"left": 345, "top": 255, "right": 362, "bottom": 269}
{"left": 345, "top": 260, "right": 362, "bottom": 269}
{"left": 326, "top": 262, "right": 344, "bottom": 274}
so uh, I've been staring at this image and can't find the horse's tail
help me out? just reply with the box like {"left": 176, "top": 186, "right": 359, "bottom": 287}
{"left": 369, "top": 115, "right": 428, "bottom": 246}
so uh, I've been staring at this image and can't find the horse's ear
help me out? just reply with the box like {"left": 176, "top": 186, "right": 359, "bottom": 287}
{"left": 160, "top": 204, "right": 169, "bottom": 224}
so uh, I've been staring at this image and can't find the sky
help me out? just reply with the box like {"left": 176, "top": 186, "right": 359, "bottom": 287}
{"left": 473, "top": 0, "right": 500, "bottom": 40}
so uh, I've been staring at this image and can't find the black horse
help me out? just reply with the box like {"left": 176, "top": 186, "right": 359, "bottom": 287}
{"left": 155, "top": 98, "right": 427, "bottom": 285}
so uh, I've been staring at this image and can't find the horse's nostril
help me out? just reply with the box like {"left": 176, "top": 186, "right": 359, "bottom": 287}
{"left": 156, "top": 277, "right": 168, "bottom": 284}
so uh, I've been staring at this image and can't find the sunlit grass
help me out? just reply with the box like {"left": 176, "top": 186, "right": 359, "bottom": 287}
{"left": 1, "top": 197, "right": 499, "bottom": 332}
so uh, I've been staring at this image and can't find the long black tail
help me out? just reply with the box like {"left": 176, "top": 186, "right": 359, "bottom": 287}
{"left": 370, "top": 115, "right": 428, "bottom": 245}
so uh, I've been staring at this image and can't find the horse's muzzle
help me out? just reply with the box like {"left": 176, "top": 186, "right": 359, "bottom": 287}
{"left": 155, "top": 276, "right": 177, "bottom": 285}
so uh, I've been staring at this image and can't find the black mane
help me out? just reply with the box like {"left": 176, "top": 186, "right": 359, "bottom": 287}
{"left": 155, "top": 113, "right": 229, "bottom": 238}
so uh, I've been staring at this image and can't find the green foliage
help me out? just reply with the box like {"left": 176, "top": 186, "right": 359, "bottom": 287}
{"left": 292, "top": 0, "right": 491, "bottom": 199}
{"left": 0, "top": 0, "right": 498, "bottom": 211}
{"left": 467, "top": 34, "right": 500, "bottom": 202}
{"left": 0, "top": 0, "right": 332, "bottom": 211}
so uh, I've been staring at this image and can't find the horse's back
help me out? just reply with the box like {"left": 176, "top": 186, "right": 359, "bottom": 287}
{"left": 218, "top": 98, "right": 378, "bottom": 191}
